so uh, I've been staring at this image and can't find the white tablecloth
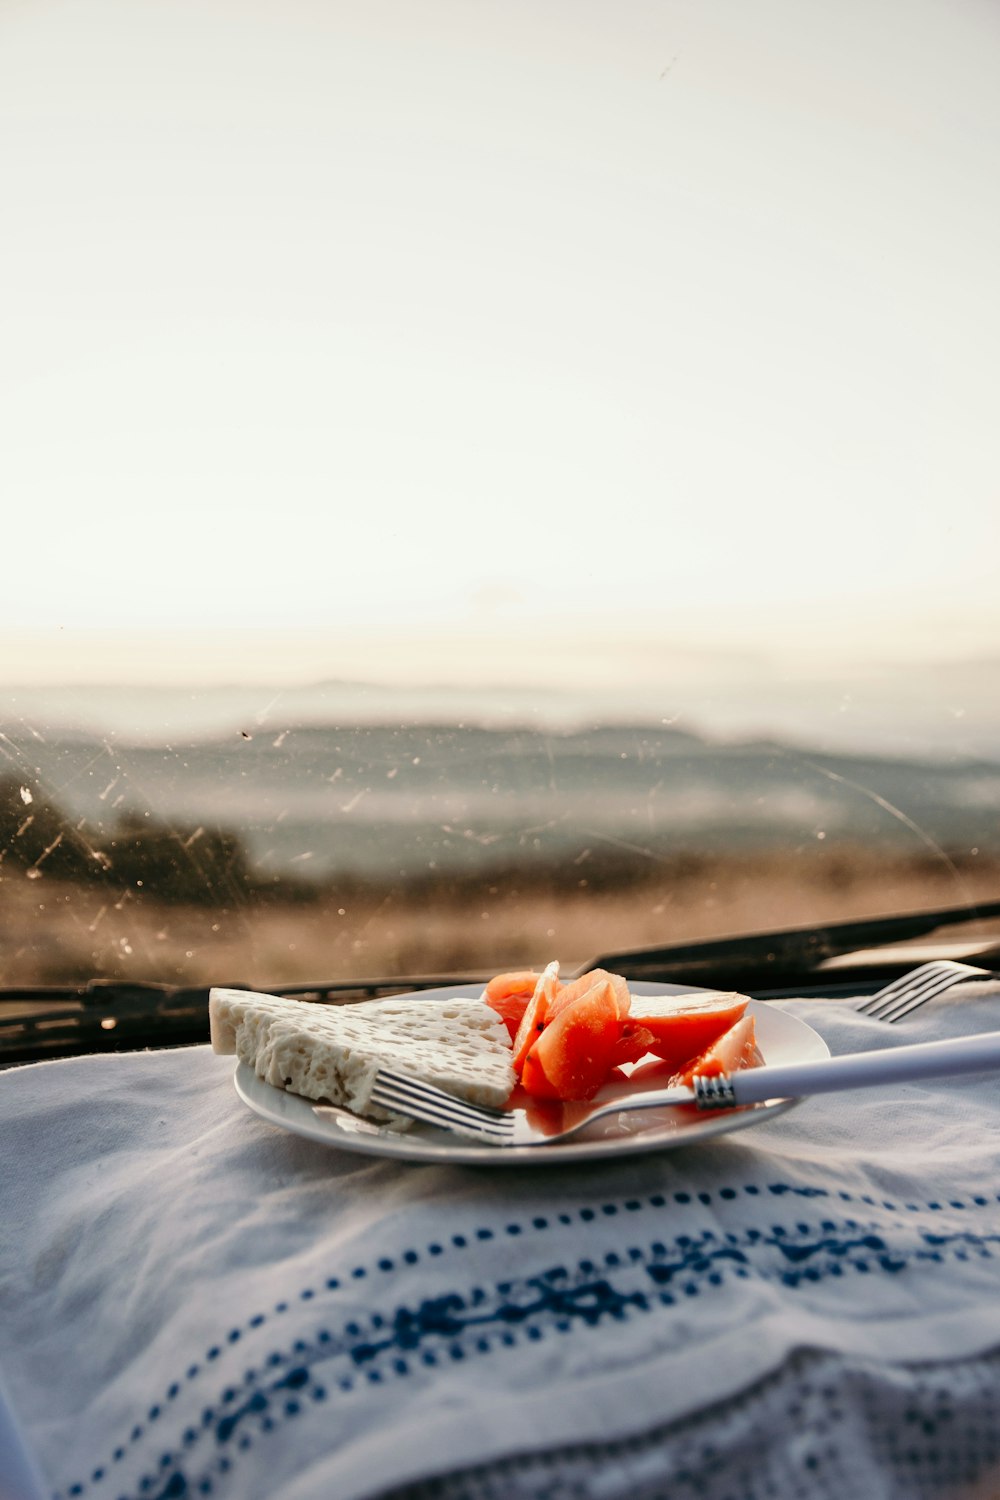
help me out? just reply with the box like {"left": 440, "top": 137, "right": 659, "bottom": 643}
{"left": 2, "top": 986, "right": 1000, "bottom": 1500}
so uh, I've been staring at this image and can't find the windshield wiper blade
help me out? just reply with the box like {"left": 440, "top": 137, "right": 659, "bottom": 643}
{"left": 2, "top": 899, "right": 998, "bottom": 1065}
{"left": 586, "top": 898, "right": 1000, "bottom": 989}
{"left": 0, "top": 974, "right": 477, "bottom": 1066}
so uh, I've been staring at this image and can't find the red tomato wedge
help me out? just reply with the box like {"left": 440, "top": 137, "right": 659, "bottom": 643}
{"left": 484, "top": 992, "right": 531, "bottom": 1042}
{"left": 548, "top": 968, "right": 630, "bottom": 1022}
{"left": 521, "top": 977, "right": 623, "bottom": 1101}
{"left": 483, "top": 970, "right": 542, "bottom": 1041}
{"left": 610, "top": 1022, "right": 657, "bottom": 1066}
{"left": 485, "top": 965, "right": 757, "bottom": 1103}
{"left": 670, "top": 1013, "right": 762, "bottom": 1088}
{"left": 510, "top": 961, "right": 563, "bottom": 1072}
{"left": 626, "top": 992, "right": 749, "bottom": 1072}
{"left": 484, "top": 970, "right": 542, "bottom": 1004}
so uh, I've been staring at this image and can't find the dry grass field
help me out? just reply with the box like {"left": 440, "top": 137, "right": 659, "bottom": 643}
{"left": 1, "top": 845, "right": 997, "bottom": 990}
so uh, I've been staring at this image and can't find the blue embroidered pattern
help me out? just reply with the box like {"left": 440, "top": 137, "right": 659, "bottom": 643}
{"left": 54, "top": 1183, "right": 1000, "bottom": 1500}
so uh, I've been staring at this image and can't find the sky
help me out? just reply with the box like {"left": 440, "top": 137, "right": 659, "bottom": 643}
{"left": 1, "top": 0, "right": 999, "bottom": 694}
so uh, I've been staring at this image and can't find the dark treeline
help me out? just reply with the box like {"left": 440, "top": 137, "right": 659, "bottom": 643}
{"left": 0, "top": 772, "right": 705, "bottom": 904}
{"left": 0, "top": 774, "right": 301, "bottom": 905}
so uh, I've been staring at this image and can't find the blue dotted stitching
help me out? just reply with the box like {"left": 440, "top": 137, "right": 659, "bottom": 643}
{"left": 57, "top": 1186, "right": 1000, "bottom": 1498}
{"left": 107, "top": 1220, "right": 1000, "bottom": 1500}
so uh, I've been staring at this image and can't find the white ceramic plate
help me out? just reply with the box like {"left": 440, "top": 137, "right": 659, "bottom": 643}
{"left": 232, "top": 982, "right": 830, "bottom": 1166}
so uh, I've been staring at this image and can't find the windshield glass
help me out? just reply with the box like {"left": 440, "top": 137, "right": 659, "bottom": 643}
{"left": 2, "top": 1, "right": 998, "bottom": 1000}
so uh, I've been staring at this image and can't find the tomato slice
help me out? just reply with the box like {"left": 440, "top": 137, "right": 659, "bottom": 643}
{"left": 610, "top": 1022, "right": 656, "bottom": 1066}
{"left": 510, "top": 961, "right": 562, "bottom": 1072}
{"left": 483, "top": 970, "right": 542, "bottom": 1041}
{"left": 484, "top": 970, "right": 542, "bottom": 1004}
{"left": 521, "top": 976, "right": 624, "bottom": 1101}
{"left": 548, "top": 968, "right": 630, "bottom": 1022}
{"left": 670, "top": 1013, "right": 762, "bottom": 1088}
{"left": 483, "top": 992, "right": 531, "bottom": 1042}
{"left": 626, "top": 992, "right": 749, "bottom": 1072}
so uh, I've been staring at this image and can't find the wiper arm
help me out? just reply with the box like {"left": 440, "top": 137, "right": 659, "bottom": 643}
{"left": 0, "top": 973, "right": 481, "bottom": 1066}
{"left": 2, "top": 899, "right": 998, "bottom": 1065}
{"left": 586, "top": 898, "right": 1000, "bottom": 990}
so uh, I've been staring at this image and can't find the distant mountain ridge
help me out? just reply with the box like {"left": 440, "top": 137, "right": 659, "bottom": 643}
{"left": 2, "top": 652, "right": 999, "bottom": 758}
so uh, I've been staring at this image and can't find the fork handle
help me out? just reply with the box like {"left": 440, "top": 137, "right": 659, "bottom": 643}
{"left": 722, "top": 1030, "right": 1000, "bottom": 1107}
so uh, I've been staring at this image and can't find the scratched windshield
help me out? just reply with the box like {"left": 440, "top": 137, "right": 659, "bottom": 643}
{"left": 1, "top": 2, "right": 998, "bottom": 996}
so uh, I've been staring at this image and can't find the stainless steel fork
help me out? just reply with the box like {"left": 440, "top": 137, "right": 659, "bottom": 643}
{"left": 368, "top": 1030, "right": 1000, "bottom": 1146}
{"left": 856, "top": 959, "right": 996, "bottom": 1024}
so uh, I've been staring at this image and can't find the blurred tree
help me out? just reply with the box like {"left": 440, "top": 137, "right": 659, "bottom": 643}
{"left": 0, "top": 775, "right": 256, "bottom": 904}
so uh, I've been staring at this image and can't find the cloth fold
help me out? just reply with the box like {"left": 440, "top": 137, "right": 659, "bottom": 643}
{"left": 2, "top": 986, "right": 1000, "bottom": 1500}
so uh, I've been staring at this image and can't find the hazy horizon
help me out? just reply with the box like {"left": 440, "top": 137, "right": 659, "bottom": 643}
{"left": 3, "top": 647, "right": 998, "bottom": 762}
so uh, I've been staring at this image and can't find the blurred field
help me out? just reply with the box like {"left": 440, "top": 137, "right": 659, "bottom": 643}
{"left": 1, "top": 845, "right": 997, "bottom": 989}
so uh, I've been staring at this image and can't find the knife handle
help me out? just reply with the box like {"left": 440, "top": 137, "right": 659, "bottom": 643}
{"left": 723, "top": 1030, "right": 1000, "bottom": 1107}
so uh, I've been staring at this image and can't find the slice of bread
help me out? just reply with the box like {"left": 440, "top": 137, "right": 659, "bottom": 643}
{"left": 209, "top": 988, "right": 515, "bottom": 1126}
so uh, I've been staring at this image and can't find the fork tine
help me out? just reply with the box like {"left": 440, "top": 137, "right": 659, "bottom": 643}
{"left": 369, "top": 1084, "right": 510, "bottom": 1138}
{"left": 865, "top": 979, "right": 952, "bottom": 1024}
{"left": 870, "top": 958, "right": 966, "bottom": 1002}
{"left": 858, "top": 960, "right": 993, "bottom": 1023}
{"left": 374, "top": 1068, "right": 511, "bottom": 1122}
{"left": 859, "top": 963, "right": 955, "bottom": 1020}
{"left": 369, "top": 1076, "right": 493, "bottom": 1128}
{"left": 370, "top": 1069, "right": 515, "bottom": 1139}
